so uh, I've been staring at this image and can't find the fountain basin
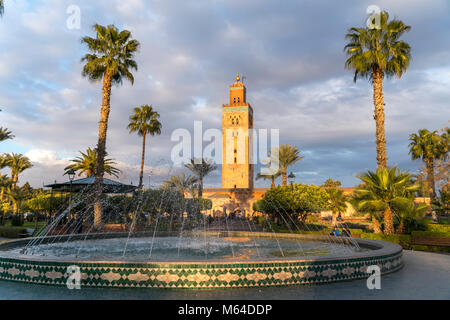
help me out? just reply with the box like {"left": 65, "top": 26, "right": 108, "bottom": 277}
{"left": 0, "top": 232, "right": 403, "bottom": 289}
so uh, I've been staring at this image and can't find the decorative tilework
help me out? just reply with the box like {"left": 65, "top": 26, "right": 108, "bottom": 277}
{"left": 0, "top": 234, "right": 403, "bottom": 289}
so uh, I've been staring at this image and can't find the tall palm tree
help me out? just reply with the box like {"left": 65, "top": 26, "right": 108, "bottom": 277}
{"left": 64, "top": 148, "right": 120, "bottom": 178}
{"left": 0, "top": 127, "right": 13, "bottom": 142}
{"left": 81, "top": 24, "right": 140, "bottom": 228}
{"left": 344, "top": 11, "right": 411, "bottom": 169}
{"left": 353, "top": 167, "right": 418, "bottom": 234}
{"left": 409, "top": 129, "right": 446, "bottom": 200}
{"left": 277, "top": 145, "right": 303, "bottom": 186}
{"left": 185, "top": 158, "right": 217, "bottom": 198}
{"left": 4, "top": 153, "right": 32, "bottom": 190}
{"left": 326, "top": 188, "right": 348, "bottom": 226}
{"left": 162, "top": 172, "right": 198, "bottom": 197}
{"left": 127, "top": 105, "right": 162, "bottom": 188}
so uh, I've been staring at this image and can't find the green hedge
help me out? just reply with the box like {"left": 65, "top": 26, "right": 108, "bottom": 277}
{"left": 427, "top": 224, "right": 450, "bottom": 233}
{"left": 411, "top": 231, "right": 450, "bottom": 238}
{"left": 411, "top": 245, "right": 450, "bottom": 254}
{"left": 348, "top": 229, "right": 364, "bottom": 237}
{"left": 360, "top": 233, "right": 411, "bottom": 249}
{"left": 0, "top": 226, "right": 28, "bottom": 239}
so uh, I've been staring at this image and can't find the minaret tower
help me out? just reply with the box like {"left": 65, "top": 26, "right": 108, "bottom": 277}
{"left": 222, "top": 73, "right": 254, "bottom": 189}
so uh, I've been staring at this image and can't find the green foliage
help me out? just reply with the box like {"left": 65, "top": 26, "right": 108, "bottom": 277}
{"left": 428, "top": 224, "right": 450, "bottom": 232}
{"left": 322, "top": 179, "right": 342, "bottom": 188}
{"left": 0, "top": 127, "right": 14, "bottom": 142}
{"left": 344, "top": 11, "right": 411, "bottom": 82}
{"left": 184, "top": 158, "right": 218, "bottom": 197}
{"left": 127, "top": 105, "right": 162, "bottom": 138}
{"left": 81, "top": 24, "right": 140, "bottom": 85}
{"left": 64, "top": 147, "right": 120, "bottom": 178}
{"left": 409, "top": 129, "right": 447, "bottom": 164}
{"left": 161, "top": 173, "right": 198, "bottom": 197}
{"left": 255, "top": 184, "right": 329, "bottom": 223}
{"left": 411, "top": 231, "right": 450, "bottom": 238}
{"left": 410, "top": 245, "right": 450, "bottom": 254}
{"left": 0, "top": 226, "right": 28, "bottom": 239}
{"left": 352, "top": 167, "right": 418, "bottom": 234}
{"left": 360, "top": 233, "right": 411, "bottom": 249}
{"left": 11, "top": 215, "right": 23, "bottom": 227}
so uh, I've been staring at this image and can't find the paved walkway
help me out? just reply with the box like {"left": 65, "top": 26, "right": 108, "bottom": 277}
{"left": 0, "top": 250, "right": 448, "bottom": 300}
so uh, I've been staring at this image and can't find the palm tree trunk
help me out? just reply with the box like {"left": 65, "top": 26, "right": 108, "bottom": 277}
{"left": 271, "top": 176, "right": 275, "bottom": 188}
{"left": 282, "top": 168, "right": 287, "bottom": 186}
{"left": 396, "top": 220, "right": 405, "bottom": 234}
{"left": 93, "top": 73, "right": 113, "bottom": 229}
{"left": 383, "top": 207, "right": 394, "bottom": 234}
{"left": 139, "top": 132, "right": 147, "bottom": 188}
{"left": 372, "top": 68, "right": 388, "bottom": 169}
{"left": 425, "top": 158, "right": 436, "bottom": 201}
{"left": 12, "top": 174, "right": 17, "bottom": 190}
{"left": 372, "top": 216, "right": 382, "bottom": 234}
{"left": 198, "top": 176, "right": 203, "bottom": 198}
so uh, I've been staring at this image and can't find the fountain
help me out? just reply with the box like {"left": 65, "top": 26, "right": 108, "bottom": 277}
{"left": 0, "top": 188, "right": 403, "bottom": 289}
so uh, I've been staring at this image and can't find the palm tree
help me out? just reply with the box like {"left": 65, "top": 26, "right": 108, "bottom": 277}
{"left": 344, "top": 11, "right": 411, "bottom": 169}
{"left": 393, "top": 200, "right": 428, "bottom": 234}
{"left": 4, "top": 153, "right": 33, "bottom": 190}
{"left": 257, "top": 150, "right": 282, "bottom": 188}
{"left": 162, "top": 172, "right": 198, "bottom": 197}
{"left": 6, "top": 187, "right": 28, "bottom": 215}
{"left": 353, "top": 167, "right": 418, "bottom": 234}
{"left": 0, "top": 127, "right": 14, "bottom": 142}
{"left": 127, "top": 105, "right": 162, "bottom": 188}
{"left": 256, "top": 171, "right": 281, "bottom": 188}
{"left": 185, "top": 158, "right": 217, "bottom": 198}
{"left": 81, "top": 24, "right": 140, "bottom": 228}
{"left": 326, "top": 188, "right": 348, "bottom": 226}
{"left": 64, "top": 147, "right": 120, "bottom": 178}
{"left": 0, "top": 174, "right": 11, "bottom": 202}
{"left": 0, "top": 0, "right": 4, "bottom": 17}
{"left": 322, "top": 178, "right": 342, "bottom": 188}
{"left": 277, "top": 145, "right": 303, "bottom": 186}
{"left": 409, "top": 129, "right": 446, "bottom": 200}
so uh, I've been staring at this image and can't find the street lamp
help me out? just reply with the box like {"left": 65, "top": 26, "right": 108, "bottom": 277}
{"left": 66, "top": 169, "right": 75, "bottom": 219}
{"left": 288, "top": 172, "right": 296, "bottom": 191}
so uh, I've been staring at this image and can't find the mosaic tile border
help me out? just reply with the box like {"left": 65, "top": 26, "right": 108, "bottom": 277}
{"left": 0, "top": 234, "right": 403, "bottom": 289}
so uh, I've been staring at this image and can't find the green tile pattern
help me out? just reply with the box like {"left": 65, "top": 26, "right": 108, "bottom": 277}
{"left": 0, "top": 251, "right": 403, "bottom": 289}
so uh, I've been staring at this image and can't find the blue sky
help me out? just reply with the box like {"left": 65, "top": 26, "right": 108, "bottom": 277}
{"left": 0, "top": 0, "right": 449, "bottom": 188}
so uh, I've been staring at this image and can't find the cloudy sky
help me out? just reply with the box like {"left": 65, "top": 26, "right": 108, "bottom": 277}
{"left": 0, "top": 0, "right": 449, "bottom": 189}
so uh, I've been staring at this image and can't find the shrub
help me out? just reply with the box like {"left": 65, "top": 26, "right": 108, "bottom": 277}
{"left": 411, "top": 231, "right": 450, "bottom": 238}
{"left": 0, "top": 226, "right": 27, "bottom": 239}
{"left": 411, "top": 245, "right": 450, "bottom": 254}
{"left": 427, "top": 224, "right": 450, "bottom": 233}
{"left": 11, "top": 215, "right": 23, "bottom": 227}
{"left": 360, "top": 233, "right": 411, "bottom": 249}
{"left": 348, "top": 229, "right": 364, "bottom": 237}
